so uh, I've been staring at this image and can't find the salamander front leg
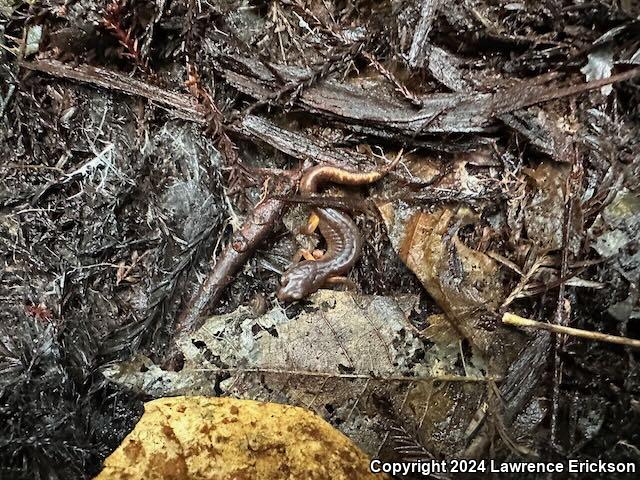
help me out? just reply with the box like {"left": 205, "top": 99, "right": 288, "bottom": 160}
{"left": 301, "top": 211, "right": 320, "bottom": 235}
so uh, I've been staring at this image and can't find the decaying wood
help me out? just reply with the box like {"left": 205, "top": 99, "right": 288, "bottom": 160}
{"left": 19, "top": 59, "right": 372, "bottom": 170}
{"left": 235, "top": 115, "right": 370, "bottom": 169}
{"left": 550, "top": 149, "right": 582, "bottom": 450}
{"left": 217, "top": 52, "right": 640, "bottom": 153}
{"left": 218, "top": 55, "right": 497, "bottom": 134}
{"left": 408, "top": 0, "right": 442, "bottom": 68}
{"left": 20, "top": 59, "right": 204, "bottom": 122}
{"left": 420, "top": 46, "right": 572, "bottom": 159}
{"left": 24, "top": 58, "right": 639, "bottom": 168}
{"left": 464, "top": 331, "right": 551, "bottom": 457}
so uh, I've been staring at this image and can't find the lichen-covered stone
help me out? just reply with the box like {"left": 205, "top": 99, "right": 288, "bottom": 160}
{"left": 94, "top": 396, "right": 385, "bottom": 480}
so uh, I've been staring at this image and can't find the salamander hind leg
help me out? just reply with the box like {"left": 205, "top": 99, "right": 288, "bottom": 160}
{"left": 293, "top": 248, "right": 324, "bottom": 263}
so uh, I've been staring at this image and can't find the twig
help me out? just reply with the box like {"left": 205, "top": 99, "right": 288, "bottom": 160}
{"left": 502, "top": 313, "right": 640, "bottom": 349}
{"left": 2, "top": 163, "right": 64, "bottom": 173}
{"left": 169, "top": 171, "right": 300, "bottom": 355}
{"left": 362, "top": 51, "right": 422, "bottom": 106}
{"left": 183, "top": 0, "right": 248, "bottom": 196}
{"left": 185, "top": 62, "right": 248, "bottom": 195}
{"left": 550, "top": 148, "right": 582, "bottom": 453}
{"left": 19, "top": 59, "right": 204, "bottom": 122}
{"left": 501, "top": 254, "right": 550, "bottom": 308}
{"left": 408, "top": 0, "right": 442, "bottom": 68}
{"left": 509, "top": 67, "right": 640, "bottom": 111}
{"left": 189, "top": 367, "right": 502, "bottom": 383}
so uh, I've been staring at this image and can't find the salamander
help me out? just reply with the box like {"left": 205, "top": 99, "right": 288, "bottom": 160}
{"left": 277, "top": 206, "right": 362, "bottom": 301}
{"left": 276, "top": 154, "right": 401, "bottom": 302}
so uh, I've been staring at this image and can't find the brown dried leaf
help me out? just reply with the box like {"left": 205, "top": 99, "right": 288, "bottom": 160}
{"left": 379, "top": 203, "right": 504, "bottom": 350}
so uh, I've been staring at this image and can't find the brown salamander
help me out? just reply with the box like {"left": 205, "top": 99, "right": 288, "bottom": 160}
{"left": 277, "top": 154, "right": 401, "bottom": 302}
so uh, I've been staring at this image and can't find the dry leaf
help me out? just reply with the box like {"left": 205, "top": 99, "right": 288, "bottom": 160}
{"left": 103, "top": 291, "right": 492, "bottom": 459}
{"left": 179, "top": 290, "right": 424, "bottom": 378}
{"left": 378, "top": 202, "right": 504, "bottom": 353}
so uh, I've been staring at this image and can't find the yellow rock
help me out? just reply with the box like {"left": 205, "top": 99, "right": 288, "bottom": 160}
{"left": 94, "top": 396, "right": 384, "bottom": 480}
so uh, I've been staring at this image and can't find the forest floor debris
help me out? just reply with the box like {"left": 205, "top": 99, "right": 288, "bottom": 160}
{"left": 1, "top": 1, "right": 640, "bottom": 479}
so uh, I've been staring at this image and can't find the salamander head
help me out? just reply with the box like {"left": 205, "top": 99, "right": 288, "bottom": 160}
{"left": 277, "top": 263, "right": 319, "bottom": 302}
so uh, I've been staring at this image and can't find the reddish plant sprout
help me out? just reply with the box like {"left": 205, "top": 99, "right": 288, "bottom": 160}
{"left": 25, "top": 303, "right": 53, "bottom": 322}
{"left": 101, "top": 0, "right": 145, "bottom": 69}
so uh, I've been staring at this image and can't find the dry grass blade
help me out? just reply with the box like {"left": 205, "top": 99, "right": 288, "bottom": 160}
{"left": 503, "top": 313, "right": 640, "bottom": 349}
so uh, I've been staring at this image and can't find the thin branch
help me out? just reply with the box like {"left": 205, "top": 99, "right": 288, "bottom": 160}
{"left": 19, "top": 59, "right": 204, "bottom": 122}
{"left": 503, "top": 313, "right": 640, "bottom": 349}
{"left": 169, "top": 171, "right": 301, "bottom": 353}
{"left": 189, "top": 367, "right": 503, "bottom": 383}
{"left": 550, "top": 148, "right": 582, "bottom": 451}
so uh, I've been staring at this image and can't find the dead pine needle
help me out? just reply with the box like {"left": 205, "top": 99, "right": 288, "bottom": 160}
{"left": 502, "top": 313, "right": 640, "bottom": 349}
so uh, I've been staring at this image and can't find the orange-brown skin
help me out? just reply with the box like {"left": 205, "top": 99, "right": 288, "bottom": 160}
{"left": 299, "top": 166, "right": 389, "bottom": 195}
{"left": 277, "top": 206, "right": 362, "bottom": 301}
{"left": 277, "top": 159, "right": 400, "bottom": 302}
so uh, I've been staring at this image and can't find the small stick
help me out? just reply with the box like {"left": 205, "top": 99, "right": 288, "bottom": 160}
{"left": 20, "top": 59, "right": 205, "bottom": 122}
{"left": 503, "top": 313, "right": 640, "bottom": 349}
{"left": 190, "top": 367, "right": 502, "bottom": 383}
{"left": 174, "top": 177, "right": 297, "bottom": 338}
